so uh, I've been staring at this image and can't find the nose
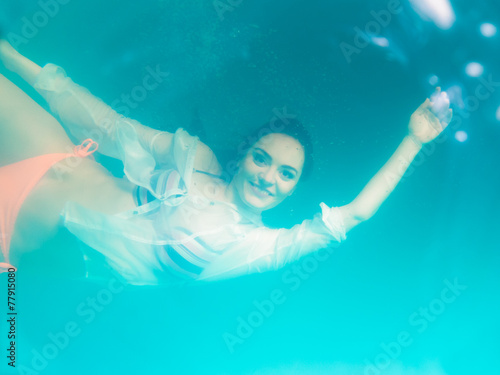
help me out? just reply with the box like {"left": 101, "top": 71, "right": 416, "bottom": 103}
{"left": 258, "top": 167, "right": 276, "bottom": 185}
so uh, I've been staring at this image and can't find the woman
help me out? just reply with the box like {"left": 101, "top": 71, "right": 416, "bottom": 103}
{"left": 0, "top": 39, "right": 452, "bottom": 285}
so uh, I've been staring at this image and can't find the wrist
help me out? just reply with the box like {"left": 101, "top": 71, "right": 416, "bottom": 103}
{"left": 407, "top": 133, "right": 423, "bottom": 148}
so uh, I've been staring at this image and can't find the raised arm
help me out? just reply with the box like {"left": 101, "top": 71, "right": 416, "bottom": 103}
{"left": 338, "top": 88, "right": 453, "bottom": 232}
{"left": 0, "top": 40, "right": 172, "bottom": 159}
{"left": 0, "top": 39, "right": 221, "bottom": 175}
{"left": 198, "top": 204, "right": 346, "bottom": 282}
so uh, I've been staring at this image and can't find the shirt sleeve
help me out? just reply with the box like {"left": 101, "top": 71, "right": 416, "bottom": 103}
{"left": 197, "top": 203, "right": 347, "bottom": 281}
{"left": 33, "top": 63, "right": 200, "bottom": 201}
{"left": 33, "top": 63, "right": 161, "bottom": 161}
{"left": 114, "top": 123, "right": 198, "bottom": 201}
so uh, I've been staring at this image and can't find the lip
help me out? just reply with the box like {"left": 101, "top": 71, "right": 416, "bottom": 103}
{"left": 249, "top": 181, "right": 273, "bottom": 197}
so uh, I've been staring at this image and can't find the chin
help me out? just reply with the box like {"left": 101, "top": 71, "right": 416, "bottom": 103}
{"left": 242, "top": 181, "right": 274, "bottom": 210}
{"left": 246, "top": 196, "right": 269, "bottom": 210}
{"left": 243, "top": 193, "right": 270, "bottom": 210}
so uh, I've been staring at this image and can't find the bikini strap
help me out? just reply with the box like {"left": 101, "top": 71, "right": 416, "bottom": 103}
{"left": 73, "top": 139, "right": 99, "bottom": 157}
{"left": 193, "top": 169, "right": 224, "bottom": 180}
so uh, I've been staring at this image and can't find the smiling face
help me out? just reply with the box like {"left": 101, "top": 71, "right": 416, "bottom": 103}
{"left": 229, "top": 133, "right": 305, "bottom": 213}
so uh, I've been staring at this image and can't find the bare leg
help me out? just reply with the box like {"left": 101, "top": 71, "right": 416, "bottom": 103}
{"left": 0, "top": 40, "right": 41, "bottom": 85}
{"left": 0, "top": 70, "right": 136, "bottom": 259}
{"left": 0, "top": 42, "right": 138, "bottom": 265}
{"left": 0, "top": 72, "right": 74, "bottom": 166}
{"left": 0, "top": 40, "right": 72, "bottom": 165}
{"left": 0, "top": 40, "right": 108, "bottom": 165}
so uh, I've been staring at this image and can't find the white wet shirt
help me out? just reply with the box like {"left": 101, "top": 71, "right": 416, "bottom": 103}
{"left": 34, "top": 64, "right": 347, "bottom": 286}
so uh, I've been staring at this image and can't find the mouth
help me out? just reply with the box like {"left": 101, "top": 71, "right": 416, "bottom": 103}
{"left": 249, "top": 181, "right": 273, "bottom": 198}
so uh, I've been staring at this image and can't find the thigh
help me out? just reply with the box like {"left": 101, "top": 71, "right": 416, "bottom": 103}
{"left": 10, "top": 157, "right": 136, "bottom": 260}
{"left": 0, "top": 73, "right": 74, "bottom": 166}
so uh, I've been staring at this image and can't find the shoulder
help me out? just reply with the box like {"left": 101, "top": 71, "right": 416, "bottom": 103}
{"left": 193, "top": 141, "right": 223, "bottom": 176}
{"left": 168, "top": 128, "right": 222, "bottom": 176}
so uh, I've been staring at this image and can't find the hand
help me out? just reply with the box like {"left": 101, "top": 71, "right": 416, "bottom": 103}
{"left": 408, "top": 87, "right": 453, "bottom": 145}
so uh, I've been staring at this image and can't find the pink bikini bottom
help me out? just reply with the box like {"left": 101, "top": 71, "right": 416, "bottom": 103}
{"left": 0, "top": 139, "right": 98, "bottom": 272}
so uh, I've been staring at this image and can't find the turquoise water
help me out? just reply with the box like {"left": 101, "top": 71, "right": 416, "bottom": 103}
{"left": 1, "top": 0, "right": 499, "bottom": 374}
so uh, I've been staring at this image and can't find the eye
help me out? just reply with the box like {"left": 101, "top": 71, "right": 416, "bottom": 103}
{"left": 280, "top": 170, "right": 295, "bottom": 180}
{"left": 253, "top": 152, "right": 266, "bottom": 166}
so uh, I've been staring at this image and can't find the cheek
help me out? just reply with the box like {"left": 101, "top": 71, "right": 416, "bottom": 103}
{"left": 233, "top": 168, "right": 251, "bottom": 198}
{"left": 242, "top": 157, "right": 258, "bottom": 175}
{"left": 238, "top": 160, "right": 253, "bottom": 182}
{"left": 276, "top": 180, "right": 298, "bottom": 197}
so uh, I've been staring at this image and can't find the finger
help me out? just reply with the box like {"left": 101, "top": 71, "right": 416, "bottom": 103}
{"left": 430, "top": 87, "right": 442, "bottom": 101}
{"left": 430, "top": 91, "right": 439, "bottom": 104}
{"left": 431, "top": 92, "right": 450, "bottom": 115}
{"left": 435, "top": 100, "right": 451, "bottom": 119}
{"left": 432, "top": 90, "right": 448, "bottom": 102}
{"left": 430, "top": 87, "right": 447, "bottom": 104}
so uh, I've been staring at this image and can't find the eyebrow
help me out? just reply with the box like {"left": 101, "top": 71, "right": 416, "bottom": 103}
{"left": 254, "top": 147, "right": 299, "bottom": 174}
